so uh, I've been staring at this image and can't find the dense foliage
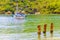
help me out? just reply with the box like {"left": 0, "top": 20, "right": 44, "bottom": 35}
{"left": 0, "top": 0, "right": 60, "bottom": 14}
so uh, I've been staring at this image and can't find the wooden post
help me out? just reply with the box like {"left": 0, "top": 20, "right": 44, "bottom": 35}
{"left": 50, "top": 23, "right": 53, "bottom": 34}
{"left": 37, "top": 25, "right": 41, "bottom": 40}
{"left": 37, "top": 25, "right": 41, "bottom": 35}
{"left": 43, "top": 24, "right": 47, "bottom": 34}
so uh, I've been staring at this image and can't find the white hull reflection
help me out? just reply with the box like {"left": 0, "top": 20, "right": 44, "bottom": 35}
{"left": 0, "top": 17, "right": 26, "bottom": 25}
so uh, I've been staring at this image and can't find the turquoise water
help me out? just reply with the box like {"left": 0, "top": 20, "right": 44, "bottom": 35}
{"left": 0, "top": 14, "right": 60, "bottom": 40}
{"left": 0, "top": 15, "right": 59, "bottom": 33}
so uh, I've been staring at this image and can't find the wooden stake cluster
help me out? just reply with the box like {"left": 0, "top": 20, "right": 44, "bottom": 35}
{"left": 37, "top": 23, "right": 53, "bottom": 35}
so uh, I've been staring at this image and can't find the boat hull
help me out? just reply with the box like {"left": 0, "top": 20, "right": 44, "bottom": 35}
{"left": 15, "top": 17, "right": 25, "bottom": 19}
{"left": 14, "top": 15, "right": 25, "bottom": 19}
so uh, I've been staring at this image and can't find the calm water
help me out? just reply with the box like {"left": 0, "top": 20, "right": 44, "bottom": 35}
{"left": 0, "top": 16, "right": 60, "bottom": 40}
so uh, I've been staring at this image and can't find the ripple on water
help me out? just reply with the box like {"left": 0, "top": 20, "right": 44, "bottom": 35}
{"left": 0, "top": 17, "right": 26, "bottom": 25}
{"left": 0, "top": 32, "right": 60, "bottom": 40}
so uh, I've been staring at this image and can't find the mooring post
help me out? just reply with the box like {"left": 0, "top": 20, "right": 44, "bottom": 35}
{"left": 43, "top": 24, "right": 47, "bottom": 35}
{"left": 37, "top": 25, "right": 41, "bottom": 35}
{"left": 37, "top": 25, "right": 41, "bottom": 40}
{"left": 50, "top": 23, "right": 53, "bottom": 35}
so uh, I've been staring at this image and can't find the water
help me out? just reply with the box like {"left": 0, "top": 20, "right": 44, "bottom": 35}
{"left": 0, "top": 17, "right": 25, "bottom": 25}
{"left": 0, "top": 16, "right": 27, "bottom": 40}
{"left": 0, "top": 32, "right": 60, "bottom": 40}
{"left": 0, "top": 15, "right": 60, "bottom": 40}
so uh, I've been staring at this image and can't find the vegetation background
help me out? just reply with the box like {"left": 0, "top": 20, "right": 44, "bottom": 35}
{"left": 0, "top": 0, "right": 60, "bottom": 14}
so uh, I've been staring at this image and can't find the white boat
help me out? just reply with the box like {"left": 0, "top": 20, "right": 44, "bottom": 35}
{"left": 14, "top": 13, "right": 26, "bottom": 19}
{"left": 14, "top": 2, "right": 26, "bottom": 19}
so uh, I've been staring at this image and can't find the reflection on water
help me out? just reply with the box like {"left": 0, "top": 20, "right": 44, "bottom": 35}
{"left": 0, "top": 16, "right": 26, "bottom": 40}
{"left": 37, "top": 31, "right": 60, "bottom": 40}
{"left": 38, "top": 34, "right": 41, "bottom": 40}
{"left": 0, "top": 17, "right": 25, "bottom": 28}
{"left": 13, "top": 18, "right": 26, "bottom": 24}
{"left": 0, "top": 32, "right": 59, "bottom": 40}
{"left": 0, "top": 17, "right": 25, "bottom": 25}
